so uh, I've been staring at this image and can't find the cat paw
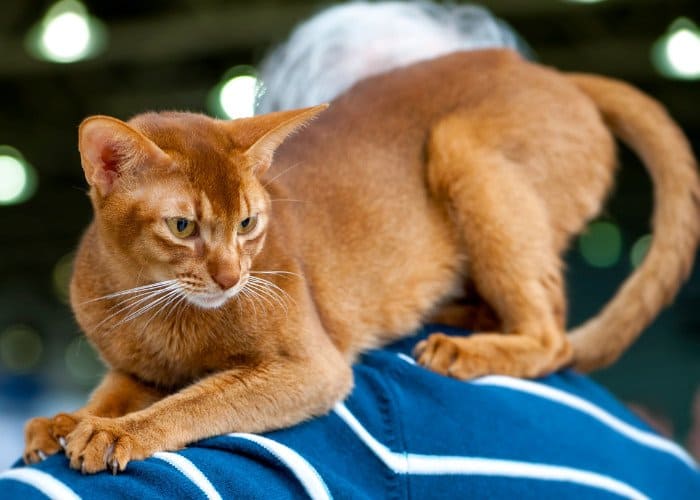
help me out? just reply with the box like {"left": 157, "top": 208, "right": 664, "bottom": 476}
{"left": 414, "top": 332, "right": 572, "bottom": 379}
{"left": 24, "top": 413, "right": 80, "bottom": 464}
{"left": 64, "top": 416, "right": 146, "bottom": 474}
{"left": 414, "top": 333, "right": 492, "bottom": 380}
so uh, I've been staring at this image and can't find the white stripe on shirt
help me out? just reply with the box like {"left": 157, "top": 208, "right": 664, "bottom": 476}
{"left": 472, "top": 375, "right": 696, "bottom": 468}
{"left": 334, "top": 402, "right": 648, "bottom": 500}
{"left": 0, "top": 467, "right": 81, "bottom": 500}
{"left": 153, "top": 451, "right": 222, "bottom": 500}
{"left": 229, "top": 433, "right": 332, "bottom": 500}
{"left": 396, "top": 353, "right": 696, "bottom": 469}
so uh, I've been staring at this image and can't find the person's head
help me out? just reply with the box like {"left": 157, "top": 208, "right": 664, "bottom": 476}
{"left": 256, "top": 1, "right": 528, "bottom": 113}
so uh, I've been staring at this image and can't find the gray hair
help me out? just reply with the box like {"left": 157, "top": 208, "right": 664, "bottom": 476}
{"left": 256, "top": 1, "right": 528, "bottom": 113}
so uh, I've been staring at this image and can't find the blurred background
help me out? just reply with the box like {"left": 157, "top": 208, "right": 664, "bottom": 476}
{"left": 0, "top": 0, "right": 698, "bottom": 470}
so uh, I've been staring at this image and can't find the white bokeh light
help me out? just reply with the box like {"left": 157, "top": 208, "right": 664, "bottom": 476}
{"left": 26, "top": 0, "right": 106, "bottom": 64}
{"left": 219, "top": 75, "right": 258, "bottom": 119}
{"left": 652, "top": 18, "right": 700, "bottom": 80}
{"left": 0, "top": 155, "right": 28, "bottom": 204}
{"left": 665, "top": 28, "right": 700, "bottom": 77}
{"left": 40, "top": 11, "right": 91, "bottom": 63}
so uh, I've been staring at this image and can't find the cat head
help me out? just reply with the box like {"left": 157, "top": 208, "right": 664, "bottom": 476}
{"left": 78, "top": 105, "right": 326, "bottom": 309}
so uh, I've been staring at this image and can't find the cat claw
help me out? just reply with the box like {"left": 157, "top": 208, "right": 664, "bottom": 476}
{"left": 110, "top": 458, "right": 119, "bottom": 475}
{"left": 37, "top": 451, "right": 47, "bottom": 461}
{"left": 58, "top": 437, "right": 67, "bottom": 449}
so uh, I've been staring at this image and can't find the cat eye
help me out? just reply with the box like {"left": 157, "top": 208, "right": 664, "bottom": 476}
{"left": 166, "top": 217, "right": 197, "bottom": 238}
{"left": 237, "top": 215, "right": 258, "bottom": 235}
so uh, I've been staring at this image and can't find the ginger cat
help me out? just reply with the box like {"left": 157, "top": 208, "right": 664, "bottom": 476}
{"left": 24, "top": 49, "right": 699, "bottom": 473}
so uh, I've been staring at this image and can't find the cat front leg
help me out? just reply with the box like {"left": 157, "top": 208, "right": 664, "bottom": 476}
{"left": 63, "top": 326, "right": 352, "bottom": 474}
{"left": 23, "top": 370, "right": 167, "bottom": 464}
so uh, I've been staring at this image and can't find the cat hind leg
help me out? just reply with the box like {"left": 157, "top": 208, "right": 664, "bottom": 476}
{"left": 420, "top": 114, "right": 572, "bottom": 379}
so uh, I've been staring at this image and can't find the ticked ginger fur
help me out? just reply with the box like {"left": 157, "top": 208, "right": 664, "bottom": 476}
{"left": 24, "top": 50, "right": 700, "bottom": 473}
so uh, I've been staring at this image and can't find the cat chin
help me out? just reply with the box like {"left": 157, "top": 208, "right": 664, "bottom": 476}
{"left": 186, "top": 293, "right": 231, "bottom": 310}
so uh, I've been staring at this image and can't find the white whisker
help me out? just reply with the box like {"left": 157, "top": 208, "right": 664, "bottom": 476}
{"left": 118, "top": 288, "right": 182, "bottom": 326}
{"left": 247, "top": 280, "right": 285, "bottom": 308}
{"left": 86, "top": 281, "right": 178, "bottom": 303}
{"left": 173, "top": 294, "right": 189, "bottom": 327}
{"left": 93, "top": 285, "right": 180, "bottom": 331}
{"left": 81, "top": 280, "right": 179, "bottom": 305}
{"left": 269, "top": 198, "right": 305, "bottom": 204}
{"left": 140, "top": 289, "right": 186, "bottom": 333}
{"left": 238, "top": 287, "right": 259, "bottom": 317}
{"left": 249, "top": 276, "right": 296, "bottom": 306}
{"left": 262, "top": 161, "right": 302, "bottom": 188}
{"left": 250, "top": 270, "right": 301, "bottom": 279}
{"left": 163, "top": 295, "right": 188, "bottom": 324}
{"left": 101, "top": 284, "right": 179, "bottom": 314}
{"left": 244, "top": 282, "right": 278, "bottom": 311}
{"left": 245, "top": 276, "right": 294, "bottom": 315}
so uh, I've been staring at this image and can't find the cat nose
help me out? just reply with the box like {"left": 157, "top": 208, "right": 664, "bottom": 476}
{"left": 212, "top": 270, "right": 239, "bottom": 290}
{"left": 207, "top": 254, "right": 240, "bottom": 290}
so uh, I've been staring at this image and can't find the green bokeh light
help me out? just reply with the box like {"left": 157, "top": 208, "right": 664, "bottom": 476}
{"left": 630, "top": 234, "right": 652, "bottom": 269}
{"left": 578, "top": 221, "right": 622, "bottom": 268}
{"left": 65, "top": 336, "right": 104, "bottom": 387}
{"left": 53, "top": 252, "right": 75, "bottom": 304}
{"left": 0, "top": 325, "right": 43, "bottom": 373}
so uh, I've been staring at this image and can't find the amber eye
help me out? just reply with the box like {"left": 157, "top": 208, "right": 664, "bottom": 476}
{"left": 166, "top": 217, "right": 196, "bottom": 238}
{"left": 237, "top": 215, "right": 258, "bottom": 235}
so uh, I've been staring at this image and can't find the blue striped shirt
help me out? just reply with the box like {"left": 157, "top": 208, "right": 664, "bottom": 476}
{"left": 2, "top": 326, "right": 698, "bottom": 499}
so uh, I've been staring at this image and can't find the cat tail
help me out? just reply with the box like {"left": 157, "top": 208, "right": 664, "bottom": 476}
{"left": 566, "top": 73, "right": 700, "bottom": 372}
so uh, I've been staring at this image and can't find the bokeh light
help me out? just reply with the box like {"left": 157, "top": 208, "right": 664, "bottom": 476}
{"left": 0, "top": 157, "right": 27, "bottom": 203}
{"left": 65, "top": 336, "right": 104, "bottom": 386}
{"left": 565, "top": 0, "right": 607, "bottom": 4}
{"left": 578, "top": 221, "right": 622, "bottom": 268}
{"left": 220, "top": 75, "right": 258, "bottom": 118}
{"left": 652, "top": 18, "right": 700, "bottom": 80}
{"left": 0, "top": 325, "right": 43, "bottom": 373}
{"left": 53, "top": 253, "right": 75, "bottom": 304}
{"left": 0, "top": 146, "right": 38, "bottom": 206}
{"left": 630, "top": 234, "right": 652, "bottom": 269}
{"left": 42, "top": 11, "right": 90, "bottom": 62}
{"left": 666, "top": 29, "right": 700, "bottom": 76}
{"left": 208, "top": 66, "right": 262, "bottom": 119}
{"left": 26, "top": 0, "right": 107, "bottom": 64}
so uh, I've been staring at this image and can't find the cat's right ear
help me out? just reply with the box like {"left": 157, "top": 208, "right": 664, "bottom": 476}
{"left": 78, "top": 116, "right": 170, "bottom": 196}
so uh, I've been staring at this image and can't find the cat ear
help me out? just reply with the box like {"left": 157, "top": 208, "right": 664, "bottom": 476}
{"left": 230, "top": 104, "right": 328, "bottom": 176}
{"left": 79, "top": 115, "right": 170, "bottom": 196}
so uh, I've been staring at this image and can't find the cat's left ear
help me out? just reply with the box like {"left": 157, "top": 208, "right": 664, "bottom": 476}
{"left": 230, "top": 104, "right": 328, "bottom": 176}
